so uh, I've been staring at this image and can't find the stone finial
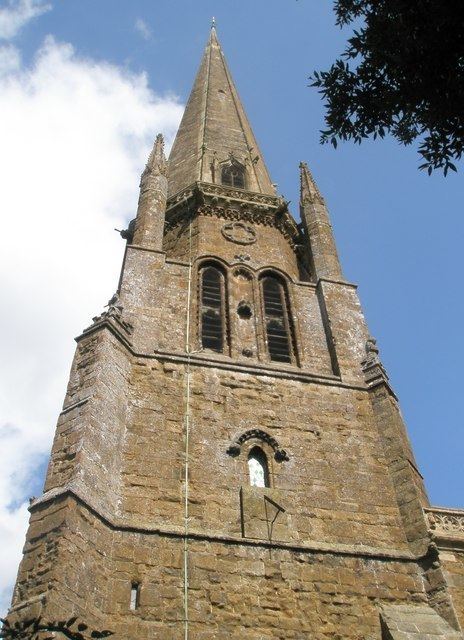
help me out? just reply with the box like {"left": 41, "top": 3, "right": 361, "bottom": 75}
{"left": 363, "top": 336, "right": 383, "bottom": 366}
{"left": 363, "top": 336, "right": 381, "bottom": 367}
{"left": 89, "top": 292, "right": 134, "bottom": 336}
{"left": 141, "top": 133, "right": 168, "bottom": 183}
{"left": 299, "top": 161, "right": 324, "bottom": 206}
{"left": 361, "top": 335, "right": 396, "bottom": 396}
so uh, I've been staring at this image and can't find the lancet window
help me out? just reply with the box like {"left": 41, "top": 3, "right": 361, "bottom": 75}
{"left": 261, "top": 275, "right": 294, "bottom": 364}
{"left": 248, "top": 447, "right": 270, "bottom": 488}
{"left": 200, "top": 264, "right": 228, "bottom": 353}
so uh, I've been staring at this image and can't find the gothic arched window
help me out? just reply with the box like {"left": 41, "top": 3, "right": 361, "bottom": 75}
{"left": 221, "top": 162, "right": 246, "bottom": 189}
{"left": 248, "top": 447, "right": 270, "bottom": 488}
{"left": 200, "top": 265, "right": 227, "bottom": 353}
{"left": 261, "top": 275, "right": 293, "bottom": 364}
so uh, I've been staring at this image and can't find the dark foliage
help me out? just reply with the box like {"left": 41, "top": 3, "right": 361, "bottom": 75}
{"left": 311, "top": 0, "right": 464, "bottom": 174}
{"left": 0, "top": 616, "right": 113, "bottom": 640}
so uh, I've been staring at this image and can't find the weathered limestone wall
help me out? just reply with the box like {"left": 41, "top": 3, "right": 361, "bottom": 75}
{"left": 13, "top": 495, "right": 430, "bottom": 640}
{"left": 10, "top": 498, "right": 66, "bottom": 619}
{"left": 317, "top": 279, "right": 369, "bottom": 386}
{"left": 368, "top": 383, "right": 429, "bottom": 556}
{"left": 120, "top": 359, "right": 410, "bottom": 552}
{"left": 120, "top": 249, "right": 189, "bottom": 353}
{"left": 118, "top": 252, "right": 346, "bottom": 378}
{"left": 441, "top": 550, "right": 464, "bottom": 628}
{"left": 44, "top": 328, "right": 131, "bottom": 518}
{"left": 194, "top": 215, "right": 300, "bottom": 281}
{"left": 163, "top": 216, "right": 200, "bottom": 262}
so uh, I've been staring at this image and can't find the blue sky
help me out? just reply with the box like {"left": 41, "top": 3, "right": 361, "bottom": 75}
{"left": 0, "top": 0, "right": 463, "bottom": 612}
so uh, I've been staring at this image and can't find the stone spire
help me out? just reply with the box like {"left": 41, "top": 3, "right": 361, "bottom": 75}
{"left": 132, "top": 133, "right": 168, "bottom": 250}
{"left": 299, "top": 162, "right": 343, "bottom": 280}
{"left": 168, "top": 26, "right": 275, "bottom": 197}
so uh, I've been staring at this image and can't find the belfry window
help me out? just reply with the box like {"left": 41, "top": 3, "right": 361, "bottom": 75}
{"left": 221, "top": 162, "right": 246, "bottom": 189}
{"left": 248, "top": 447, "right": 270, "bottom": 488}
{"left": 200, "top": 265, "right": 227, "bottom": 353}
{"left": 261, "top": 276, "right": 293, "bottom": 364}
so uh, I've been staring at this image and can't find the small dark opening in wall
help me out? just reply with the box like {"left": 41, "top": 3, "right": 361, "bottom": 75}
{"left": 237, "top": 302, "right": 252, "bottom": 320}
{"left": 130, "top": 582, "right": 140, "bottom": 610}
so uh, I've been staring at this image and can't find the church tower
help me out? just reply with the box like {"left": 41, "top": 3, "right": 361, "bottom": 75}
{"left": 9, "top": 26, "right": 464, "bottom": 639}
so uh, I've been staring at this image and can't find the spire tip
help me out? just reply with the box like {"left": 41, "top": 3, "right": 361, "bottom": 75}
{"left": 300, "top": 161, "right": 324, "bottom": 205}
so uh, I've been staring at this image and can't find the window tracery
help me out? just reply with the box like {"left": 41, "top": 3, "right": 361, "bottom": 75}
{"left": 221, "top": 160, "right": 246, "bottom": 189}
{"left": 226, "top": 429, "right": 289, "bottom": 462}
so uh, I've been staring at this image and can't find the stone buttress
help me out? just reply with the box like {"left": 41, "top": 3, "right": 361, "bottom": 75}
{"left": 9, "top": 25, "right": 464, "bottom": 640}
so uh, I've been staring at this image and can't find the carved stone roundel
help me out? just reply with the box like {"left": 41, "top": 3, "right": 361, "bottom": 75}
{"left": 221, "top": 221, "right": 257, "bottom": 245}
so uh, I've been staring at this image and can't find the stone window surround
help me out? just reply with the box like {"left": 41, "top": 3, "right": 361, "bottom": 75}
{"left": 220, "top": 157, "right": 247, "bottom": 190}
{"left": 259, "top": 271, "right": 298, "bottom": 366}
{"left": 194, "top": 256, "right": 301, "bottom": 366}
{"left": 197, "top": 260, "right": 231, "bottom": 356}
{"left": 226, "top": 428, "right": 290, "bottom": 490}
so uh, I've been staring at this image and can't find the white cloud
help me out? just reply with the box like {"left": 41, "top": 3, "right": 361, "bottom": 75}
{"left": 0, "top": 42, "right": 21, "bottom": 73}
{"left": 0, "top": 0, "right": 52, "bottom": 40}
{"left": 135, "top": 17, "right": 152, "bottom": 41}
{"left": 0, "top": 35, "right": 183, "bottom": 614}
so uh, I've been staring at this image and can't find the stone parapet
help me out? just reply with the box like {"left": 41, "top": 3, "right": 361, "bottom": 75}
{"left": 426, "top": 507, "right": 464, "bottom": 550}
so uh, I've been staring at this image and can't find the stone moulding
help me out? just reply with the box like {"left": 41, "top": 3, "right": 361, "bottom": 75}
{"left": 167, "top": 181, "right": 281, "bottom": 212}
{"left": 75, "top": 321, "right": 373, "bottom": 393}
{"left": 8, "top": 591, "right": 47, "bottom": 616}
{"left": 75, "top": 326, "right": 365, "bottom": 392}
{"left": 60, "top": 395, "right": 91, "bottom": 416}
{"left": 78, "top": 317, "right": 133, "bottom": 351}
{"left": 164, "top": 181, "right": 302, "bottom": 252}
{"left": 425, "top": 506, "right": 464, "bottom": 549}
{"left": 28, "top": 486, "right": 419, "bottom": 562}
{"left": 221, "top": 221, "right": 257, "bottom": 245}
{"left": 226, "top": 428, "right": 289, "bottom": 461}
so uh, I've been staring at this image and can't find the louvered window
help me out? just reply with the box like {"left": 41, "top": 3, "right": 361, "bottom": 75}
{"left": 221, "top": 163, "right": 245, "bottom": 189}
{"left": 200, "top": 266, "right": 226, "bottom": 353}
{"left": 262, "top": 276, "right": 293, "bottom": 364}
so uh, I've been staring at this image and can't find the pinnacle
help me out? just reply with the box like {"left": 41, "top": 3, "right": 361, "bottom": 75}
{"left": 300, "top": 161, "right": 324, "bottom": 205}
{"left": 143, "top": 133, "right": 167, "bottom": 179}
